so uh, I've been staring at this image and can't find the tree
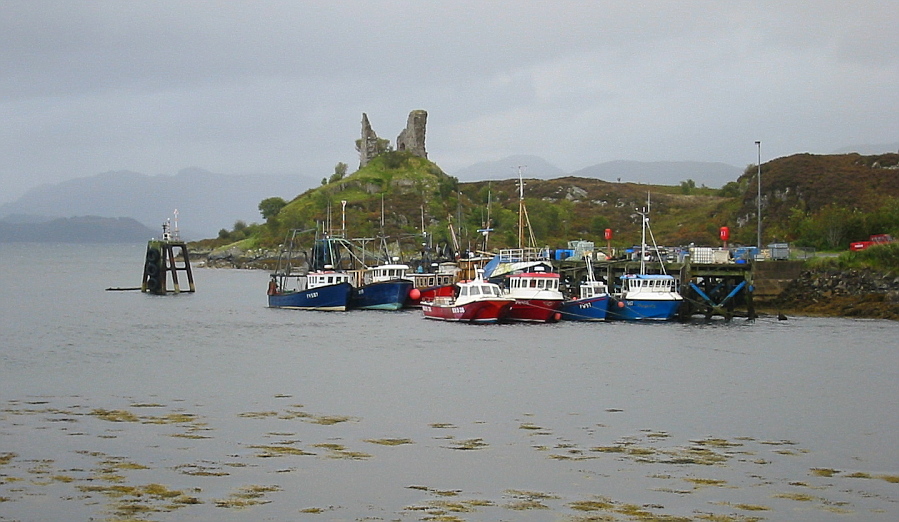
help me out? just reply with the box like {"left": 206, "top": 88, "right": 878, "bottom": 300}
{"left": 679, "top": 179, "right": 696, "bottom": 195}
{"left": 258, "top": 197, "right": 288, "bottom": 221}
{"left": 329, "top": 162, "right": 348, "bottom": 184}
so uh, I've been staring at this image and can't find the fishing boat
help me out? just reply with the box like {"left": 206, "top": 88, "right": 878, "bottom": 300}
{"left": 559, "top": 257, "right": 610, "bottom": 321}
{"left": 421, "top": 278, "right": 514, "bottom": 323}
{"left": 406, "top": 264, "right": 458, "bottom": 307}
{"left": 349, "top": 264, "right": 415, "bottom": 311}
{"left": 268, "top": 270, "right": 354, "bottom": 311}
{"left": 607, "top": 273, "right": 682, "bottom": 320}
{"left": 607, "top": 194, "right": 683, "bottom": 321}
{"left": 268, "top": 230, "right": 353, "bottom": 311}
{"left": 505, "top": 269, "right": 565, "bottom": 323}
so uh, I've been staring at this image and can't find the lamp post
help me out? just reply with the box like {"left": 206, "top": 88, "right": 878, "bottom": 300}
{"left": 755, "top": 141, "right": 762, "bottom": 249}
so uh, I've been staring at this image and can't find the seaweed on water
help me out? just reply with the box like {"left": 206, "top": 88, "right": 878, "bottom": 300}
{"left": 364, "top": 438, "right": 414, "bottom": 446}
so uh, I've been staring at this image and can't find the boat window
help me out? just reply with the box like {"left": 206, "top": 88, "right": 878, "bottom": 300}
{"left": 529, "top": 279, "right": 537, "bottom": 288}
{"left": 460, "top": 287, "right": 468, "bottom": 296}
{"left": 471, "top": 286, "right": 481, "bottom": 295}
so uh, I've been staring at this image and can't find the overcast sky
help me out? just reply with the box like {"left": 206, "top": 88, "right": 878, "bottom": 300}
{"left": 2, "top": 1, "right": 897, "bottom": 203}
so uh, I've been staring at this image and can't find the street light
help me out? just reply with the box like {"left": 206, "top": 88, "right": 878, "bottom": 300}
{"left": 755, "top": 141, "right": 761, "bottom": 249}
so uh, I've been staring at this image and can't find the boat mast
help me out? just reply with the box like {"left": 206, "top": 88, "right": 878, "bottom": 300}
{"left": 514, "top": 165, "right": 536, "bottom": 249}
{"left": 639, "top": 193, "right": 649, "bottom": 275}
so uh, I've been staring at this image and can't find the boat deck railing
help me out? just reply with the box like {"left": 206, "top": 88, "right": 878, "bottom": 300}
{"left": 497, "top": 247, "right": 550, "bottom": 263}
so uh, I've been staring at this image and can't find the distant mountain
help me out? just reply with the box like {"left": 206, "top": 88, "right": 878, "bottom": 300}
{"left": 832, "top": 142, "right": 899, "bottom": 155}
{"left": 450, "top": 156, "right": 742, "bottom": 188}
{"left": 450, "top": 155, "right": 567, "bottom": 181}
{"left": 570, "top": 160, "right": 742, "bottom": 188}
{"left": 0, "top": 216, "right": 156, "bottom": 243}
{"left": 0, "top": 168, "right": 317, "bottom": 239}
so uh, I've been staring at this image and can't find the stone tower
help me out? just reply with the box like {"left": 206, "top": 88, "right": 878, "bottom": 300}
{"left": 359, "top": 113, "right": 381, "bottom": 168}
{"left": 396, "top": 110, "right": 428, "bottom": 159}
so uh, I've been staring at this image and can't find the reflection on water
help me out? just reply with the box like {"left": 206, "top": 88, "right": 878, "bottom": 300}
{"left": 1, "top": 244, "right": 897, "bottom": 521}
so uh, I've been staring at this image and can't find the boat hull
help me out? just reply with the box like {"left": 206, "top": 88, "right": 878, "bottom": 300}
{"left": 350, "top": 280, "right": 414, "bottom": 311}
{"left": 559, "top": 295, "right": 610, "bottom": 321}
{"left": 421, "top": 299, "right": 513, "bottom": 323}
{"left": 268, "top": 282, "right": 353, "bottom": 311}
{"left": 507, "top": 299, "right": 564, "bottom": 323}
{"left": 606, "top": 296, "right": 681, "bottom": 321}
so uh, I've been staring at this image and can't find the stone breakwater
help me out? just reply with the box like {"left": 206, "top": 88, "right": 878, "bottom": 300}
{"left": 773, "top": 267, "right": 899, "bottom": 320}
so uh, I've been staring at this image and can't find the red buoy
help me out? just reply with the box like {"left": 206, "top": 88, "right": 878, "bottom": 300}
{"left": 720, "top": 226, "right": 730, "bottom": 241}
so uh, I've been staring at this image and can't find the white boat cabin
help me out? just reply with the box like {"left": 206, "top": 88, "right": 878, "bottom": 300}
{"left": 620, "top": 274, "right": 682, "bottom": 301}
{"left": 431, "top": 280, "right": 509, "bottom": 307}
{"left": 578, "top": 280, "right": 609, "bottom": 300}
{"left": 362, "top": 264, "right": 411, "bottom": 285}
{"left": 506, "top": 271, "right": 564, "bottom": 300}
{"left": 458, "top": 281, "right": 506, "bottom": 299}
{"left": 307, "top": 271, "right": 353, "bottom": 289}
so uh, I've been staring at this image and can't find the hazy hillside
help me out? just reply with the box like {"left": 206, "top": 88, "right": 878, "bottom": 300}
{"left": 450, "top": 155, "right": 566, "bottom": 181}
{"left": 207, "top": 151, "right": 899, "bottom": 254}
{"left": 0, "top": 216, "right": 156, "bottom": 243}
{"left": 570, "top": 160, "right": 742, "bottom": 188}
{"left": 450, "top": 155, "right": 742, "bottom": 188}
{"left": 0, "top": 168, "right": 316, "bottom": 239}
{"left": 831, "top": 142, "right": 899, "bottom": 155}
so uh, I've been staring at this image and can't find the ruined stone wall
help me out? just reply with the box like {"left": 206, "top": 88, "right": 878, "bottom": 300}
{"left": 359, "top": 113, "right": 380, "bottom": 168}
{"left": 359, "top": 110, "right": 428, "bottom": 168}
{"left": 396, "top": 110, "right": 427, "bottom": 159}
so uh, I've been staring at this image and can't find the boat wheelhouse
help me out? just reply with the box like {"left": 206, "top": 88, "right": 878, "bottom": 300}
{"left": 349, "top": 264, "right": 414, "bottom": 311}
{"left": 421, "top": 279, "right": 514, "bottom": 323}
{"left": 560, "top": 280, "right": 610, "bottom": 321}
{"left": 607, "top": 274, "right": 683, "bottom": 321}
{"left": 505, "top": 270, "right": 564, "bottom": 323}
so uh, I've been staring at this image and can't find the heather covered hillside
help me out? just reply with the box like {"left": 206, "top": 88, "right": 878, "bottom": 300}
{"left": 202, "top": 152, "right": 899, "bottom": 255}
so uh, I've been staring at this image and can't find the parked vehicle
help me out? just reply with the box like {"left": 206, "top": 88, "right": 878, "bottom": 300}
{"left": 849, "top": 234, "right": 894, "bottom": 251}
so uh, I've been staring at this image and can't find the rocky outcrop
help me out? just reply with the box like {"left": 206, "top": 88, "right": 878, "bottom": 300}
{"left": 193, "top": 246, "right": 280, "bottom": 270}
{"left": 773, "top": 267, "right": 899, "bottom": 319}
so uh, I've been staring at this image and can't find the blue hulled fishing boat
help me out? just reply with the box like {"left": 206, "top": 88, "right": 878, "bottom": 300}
{"left": 607, "top": 194, "right": 683, "bottom": 321}
{"left": 268, "top": 230, "right": 354, "bottom": 311}
{"left": 349, "top": 264, "right": 414, "bottom": 311}
{"left": 560, "top": 257, "right": 610, "bottom": 321}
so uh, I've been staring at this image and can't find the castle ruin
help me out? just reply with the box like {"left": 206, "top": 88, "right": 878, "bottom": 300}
{"left": 358, "top": 110, "right": 428, "bottom": 168}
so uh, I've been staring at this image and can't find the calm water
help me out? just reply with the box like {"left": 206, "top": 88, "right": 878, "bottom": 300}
{"left": 1, "top": 243, "right": 897, "bottom": 521}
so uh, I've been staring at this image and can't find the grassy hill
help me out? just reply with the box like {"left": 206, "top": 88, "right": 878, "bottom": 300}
{"left": 197, "top": 151, "right": 899, "bottom": 256}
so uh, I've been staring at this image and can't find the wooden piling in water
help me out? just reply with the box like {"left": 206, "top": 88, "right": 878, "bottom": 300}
{"left": 142, "top": 240, "right": 195, "bottom": 295}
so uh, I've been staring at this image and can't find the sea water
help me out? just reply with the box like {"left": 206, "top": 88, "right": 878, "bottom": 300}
{"left": 1, "top": 243, "right": 897, "bottom": 521}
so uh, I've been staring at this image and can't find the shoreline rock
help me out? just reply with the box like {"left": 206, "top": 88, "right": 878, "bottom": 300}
{"left": 768, "top": 267, "right": 899, "bottom": 320}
